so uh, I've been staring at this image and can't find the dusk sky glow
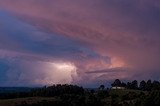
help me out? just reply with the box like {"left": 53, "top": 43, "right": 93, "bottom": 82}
{"left": 0, "top": 0, "right": 160, "bottom": 87}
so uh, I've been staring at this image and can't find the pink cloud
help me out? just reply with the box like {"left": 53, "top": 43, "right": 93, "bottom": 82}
{"left": 0, "top": 0, "right": 160, "bottom": 86}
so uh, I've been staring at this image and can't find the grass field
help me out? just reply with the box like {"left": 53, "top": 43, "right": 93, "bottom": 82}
{"left": 0, "top": 89, "right": 149, "bottom": 106}
{"left": 0, "top": 97, "right": 56, "bottom": 106}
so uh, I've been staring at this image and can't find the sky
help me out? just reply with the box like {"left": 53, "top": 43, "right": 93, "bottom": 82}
{"left": 0, "top": 0, "right": 160, "bottom": 87}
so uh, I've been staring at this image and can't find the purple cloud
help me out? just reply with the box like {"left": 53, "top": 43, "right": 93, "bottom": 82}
{"left": 0, "top": 0, "right": 160, "bottom": 87}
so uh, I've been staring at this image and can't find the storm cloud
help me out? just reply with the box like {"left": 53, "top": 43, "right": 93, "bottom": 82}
{"left": 0, "top": 0, "right": 160, "bottom": 87}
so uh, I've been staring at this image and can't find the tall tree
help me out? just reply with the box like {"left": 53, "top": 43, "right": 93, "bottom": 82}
{"left": 139, "top": 80, "right": 146, "bottom": 90}
{"left": 126, "top": 82, "right": 132, "bottom": 89}
{"left": 111, "top": 79, "right": 121, "bottom": 87}
{"left": 99, "top": 85, "right": 105, "bottom": 90}
{"left": 131, "top": 80, "right": 138, "bottom": 89}
{"left": 146, "top": 80, "right": 152, "bottom": 91}
{"left": 152, "top": 80, "right": 160, "bottom": 90}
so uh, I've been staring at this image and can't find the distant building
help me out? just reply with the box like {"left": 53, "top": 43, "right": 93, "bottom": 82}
{"left": 111, "top": 86, "right": 125, "bottom": 90}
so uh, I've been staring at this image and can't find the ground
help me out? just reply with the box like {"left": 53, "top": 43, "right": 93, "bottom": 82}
{"left": 0, "top": 97, "right": 55, "bottom": 106}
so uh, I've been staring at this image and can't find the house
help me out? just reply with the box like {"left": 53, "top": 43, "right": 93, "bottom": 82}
{"left": 111, "top": 86, "right": 125, "bottom": 90}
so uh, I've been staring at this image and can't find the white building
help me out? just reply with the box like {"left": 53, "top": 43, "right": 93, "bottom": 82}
{"left": 111, "top": 86, "right": 125, "bottom": 90}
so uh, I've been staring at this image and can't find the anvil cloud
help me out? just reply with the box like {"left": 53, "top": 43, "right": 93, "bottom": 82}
{"left": 0, "top": 0, "right": 160, "bottom": 87}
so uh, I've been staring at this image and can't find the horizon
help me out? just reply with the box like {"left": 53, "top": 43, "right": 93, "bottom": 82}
{"left": 0, "top": 0, "right": 160, "bottom": 87}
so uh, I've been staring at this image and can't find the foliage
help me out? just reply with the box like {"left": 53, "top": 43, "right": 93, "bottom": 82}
{"left": 1, "top": 79, "right": 160, "bottom": 106}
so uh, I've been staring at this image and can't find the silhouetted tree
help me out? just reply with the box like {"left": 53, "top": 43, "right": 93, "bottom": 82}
{"left": 146, "top": 80, "right": 152, "bottom": 91}
{"left": 131, "top": 80, "right": 138, "bottom": 89}
{"left": 139, "top": 80, "right": 146, "bottom": 91}
{"left": 152, "top": 80, "right": 160, "bottom": 90}
{"left": 126, "top": 82, "right": 132, "bottom": 89}
{"left": 121, "top": 82, "right": 127, "bottom": 87}
{"left": 99, "top": 85, "right": 105, "bottom": 90}
{"left": 111, "top": 79, "right": 121, "bottom": 87}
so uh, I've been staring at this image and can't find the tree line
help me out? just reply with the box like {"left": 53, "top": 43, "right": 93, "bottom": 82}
{"left": 111, "top": 79, "right": 160, "bottom": 91}
{"left": 1, "top": 80, "right": 160, "bottom": 105}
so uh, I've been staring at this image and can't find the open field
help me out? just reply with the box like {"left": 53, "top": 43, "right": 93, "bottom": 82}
{"left": 0, "top": 97, "right": 55, "bottom": 106}
{"left": 0, "top": 89, "right": 147, "bottom": 106}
